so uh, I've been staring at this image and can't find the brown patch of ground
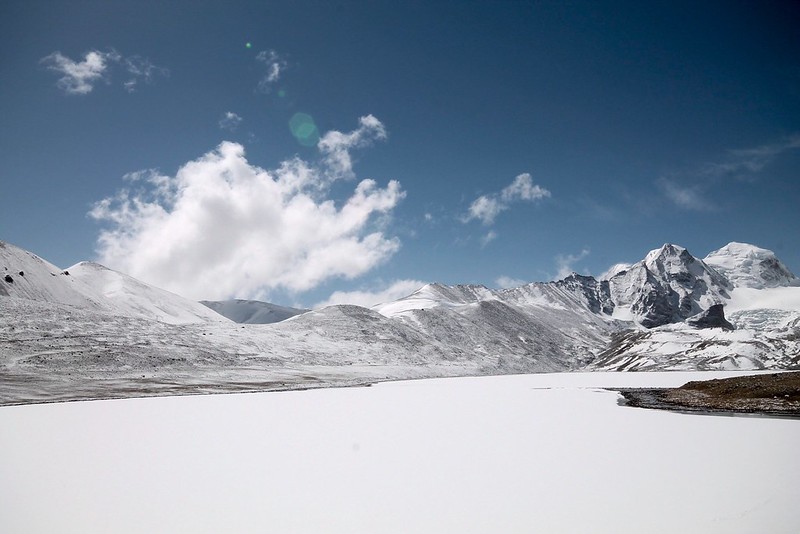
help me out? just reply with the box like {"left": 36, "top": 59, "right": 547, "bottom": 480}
{"left": 619, "top": 372, "right": 800, "bottom": 418}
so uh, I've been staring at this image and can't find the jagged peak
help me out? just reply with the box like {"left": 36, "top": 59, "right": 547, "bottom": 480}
{"left": 643, "top": 243, "right": 690, "bottom": 266}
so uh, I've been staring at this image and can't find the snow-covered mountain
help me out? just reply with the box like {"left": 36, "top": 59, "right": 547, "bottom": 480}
{"left": 1, "top": 239, "right": 798, "bottom": 404}
{"left": 201, "top": 299, "right": 308, "bottom": 324}
{"left": 1, "top": 241, "right": 226, "bottom": 325}
{"left": 704, "top": 242, "right": 799, "bottom": 289}
{"left": 607, "top": 243, "right": 731, "bottom": 327}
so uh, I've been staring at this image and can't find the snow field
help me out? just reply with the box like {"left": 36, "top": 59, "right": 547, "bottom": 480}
{"left": 1, "top": 371, "right": 798, "bottom": 533}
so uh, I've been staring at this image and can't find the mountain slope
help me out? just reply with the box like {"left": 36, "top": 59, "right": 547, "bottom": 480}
{"left": 0, "top": 241, "right": 108, "bottom": 310}
{"left": 68, "top": 262, "right": 228, "bottom": 324}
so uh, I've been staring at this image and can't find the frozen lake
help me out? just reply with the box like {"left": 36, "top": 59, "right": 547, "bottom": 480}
{"left": 1, "top": 371, "right": 798, "bottom": 533}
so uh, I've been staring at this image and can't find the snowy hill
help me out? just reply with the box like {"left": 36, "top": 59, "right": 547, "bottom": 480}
{"left": 0, "top": 240, "right": 108, "bottom": 310}
{"left": 0, "top": 240, "right": 227, "bottom": 325}
{"left": 67, "top": 262, "right": 228, "bottom": 324}
{"left": 1, "top": 239, "right": 798, "bottom": 404}
{"left": 201, "top": 299, "right": 308, "bottom": 324}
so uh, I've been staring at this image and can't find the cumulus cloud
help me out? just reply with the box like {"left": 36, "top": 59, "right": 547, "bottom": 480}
{"left": 219, "top": 111, "right": 243, "bottom": 131}
{"left": 90, "top": 118, "right": 406, "bottom": 301}
{"left": 41, "top": 49, "right": 167, "bottom": 94}
{"left": 318, "top": 114, "right": 387, "bottom": 180}
{"left": 256, "top": 49, "right": 287, "bottom": 92}
{"left": 464, "top": 173, "right": 550, "bottom": 225}
{"left": 313, "top": 279, "right": 426, "bottom": 309}
{"left": 495, "top": 275, "right": 526, "bottom": 289}
{"left": 554, "top": 248, "right": 590, "bottom": 280}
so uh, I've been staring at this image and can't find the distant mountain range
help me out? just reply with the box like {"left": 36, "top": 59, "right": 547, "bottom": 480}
{"left": 1, "top": 239, "right": 798, "bottom": 404}
{"left": 201, "top": 299, "right": 307, "bottom": 324}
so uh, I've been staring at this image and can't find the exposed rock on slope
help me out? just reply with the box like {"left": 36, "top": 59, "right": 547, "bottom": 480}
{"left": 686, "top": 304, "right": 734, "bottom": 331}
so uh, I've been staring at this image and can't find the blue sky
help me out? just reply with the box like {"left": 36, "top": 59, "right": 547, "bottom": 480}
{"left": 2, "top": 0, "right": 799, "bottom": 307}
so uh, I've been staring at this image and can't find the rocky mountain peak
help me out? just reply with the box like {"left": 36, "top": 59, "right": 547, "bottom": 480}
{"left": 609, "top": 244, "right": 731, "bottom": 328}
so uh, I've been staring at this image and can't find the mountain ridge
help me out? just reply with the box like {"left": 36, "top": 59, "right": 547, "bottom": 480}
{"left": 1, "top": 239, "right": 798, "bottom": 404}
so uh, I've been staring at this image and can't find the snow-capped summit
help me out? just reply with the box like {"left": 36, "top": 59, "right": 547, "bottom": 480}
{"left": 608, "top": 243, "right": 731, "bottom": 327}
{"left": 704, "top": 242, "right": 799, "bottom": 289}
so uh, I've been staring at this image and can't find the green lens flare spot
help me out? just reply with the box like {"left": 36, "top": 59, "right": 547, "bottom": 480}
{"left": 289, "top": 113, "right": 320, "bottom": 147}
{"left": 245, "top": 42, "right": 252, "bottom": 49}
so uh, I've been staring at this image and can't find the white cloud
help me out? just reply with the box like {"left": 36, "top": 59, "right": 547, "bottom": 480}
{"left": 500, "top": 173, "right": 550, "bottom": 202}
{"left": 554, "top": 248, "right": 590, "bottom": 280}
{"left": 480, "top": 230, "right": 497, "bottom": 247}
{"left": 495, "top": 275, "right": 526, "bottom": 289}
{"left": 704, "top": 134, "right": 800, "bottom": 177}
{"left": 121, "top": 56, "right": 168, "bottom": 92}
{"left": 219, "top": 112, "right": 243, "bottom": 131}
{"left": 657, "top": 179, "right": 714, "bottom": 211}
{"left": 656, "top": 134, "right": 800, "bottom": 210}
{"left": 318, "top": 114, "right": 387, "bottom": 180}
{"left": 464, "top": 173, "right": 550, "bottom": 225}
{"left": 256, "top": 50, "right": 287, "bottom": 92}
{"left": 41, "top": 49, "right": 166, "bottom": 94}
{"left": 41, "top": 50, "right": 118, "bottom": 94}
{"left": 90, "top": 119, "right": 406, "bottom": 301}
{"left": 467, "top": 195, "right": 503, "bottom": 225}
{"left": 313, "top": 279, "right": 426, "bottom": 309}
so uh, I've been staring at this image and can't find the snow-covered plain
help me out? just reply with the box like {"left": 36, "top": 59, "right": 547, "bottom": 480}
{"left": 1, "top": 371, "right": 798, "bottom": 534}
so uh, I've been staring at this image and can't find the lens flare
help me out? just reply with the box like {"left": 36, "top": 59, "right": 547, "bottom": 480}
{"left": 289, "top": 113, "right": 319, "bottom": 147}
{"left": 245, "top": 42, "right": 252, "bottom": 49}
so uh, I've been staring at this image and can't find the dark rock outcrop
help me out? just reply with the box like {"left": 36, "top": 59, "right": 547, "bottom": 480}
{"left": 686, "top": 304, "right": 734, "bottom": 331}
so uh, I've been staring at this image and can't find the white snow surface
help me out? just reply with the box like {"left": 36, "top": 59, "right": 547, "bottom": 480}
{"left": 1, "top": 371, "right": 798, "bottom": 534}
